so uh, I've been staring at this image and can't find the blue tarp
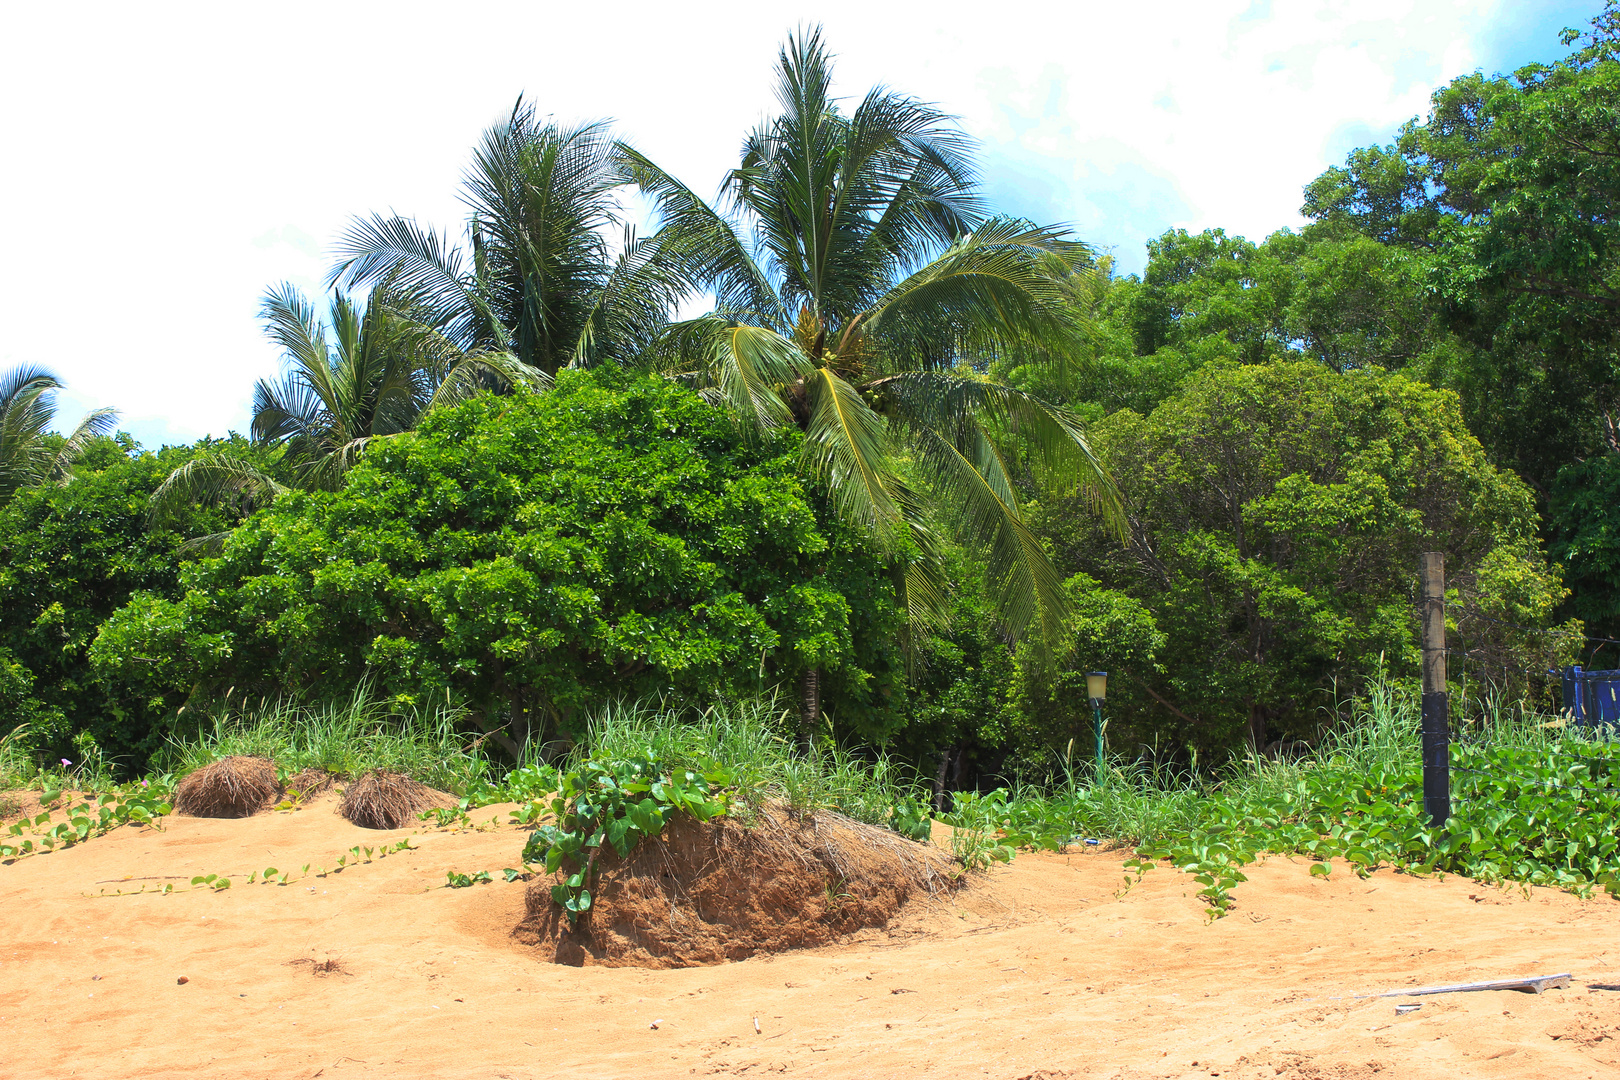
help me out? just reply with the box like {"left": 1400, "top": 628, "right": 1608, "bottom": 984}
{"left": 1561, "top": 666, "right": 1620, "bottom": 727}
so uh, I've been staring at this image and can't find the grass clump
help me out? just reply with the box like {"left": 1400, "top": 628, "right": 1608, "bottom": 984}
{"left": 578, "top": 697, "right": 923, "bottom": 826}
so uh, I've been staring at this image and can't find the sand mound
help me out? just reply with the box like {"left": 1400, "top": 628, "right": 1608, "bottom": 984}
{"left": 516, "top": 803, "right": 958, "bottom": 968}
{"left": 284, "top": 767, "right": 339, "bottom": 800}
{"left": 337, "top": 770, "right": 447, "bottom": 829}
{"left": 173, "top": 756, "right": 281, "bottom": 818}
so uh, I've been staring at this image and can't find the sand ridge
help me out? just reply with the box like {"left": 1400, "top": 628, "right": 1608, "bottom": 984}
{"left": 1, "top": 792, "right": 1618, "bottom": 1078}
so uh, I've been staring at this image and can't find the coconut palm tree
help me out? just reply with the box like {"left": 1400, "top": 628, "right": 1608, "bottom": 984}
{"left": 329, "top": 100, "right": 687, "bottom": 375}
{"left": 150, "top": 280, "right": 538, "bottom": 527}
{"left": 0, "top": 365, "right": 118, "bottom": 503}
{"left": 621, "top": 29, "right": 1123, "bottom": 723}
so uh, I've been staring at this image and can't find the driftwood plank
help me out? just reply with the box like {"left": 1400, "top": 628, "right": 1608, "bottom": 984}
{"left": 1378, "top": 973, "right": 1573, "bottom": 998}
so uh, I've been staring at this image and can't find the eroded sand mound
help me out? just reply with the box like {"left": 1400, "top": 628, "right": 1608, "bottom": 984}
{"left": 517, "top": 804, "right": 957, "bottom": 967}
{"left": 337, "top": 769, "right": 449, "bottom": 829}
{"left": 173, "top": 755, "right": 281, "bottom": 818}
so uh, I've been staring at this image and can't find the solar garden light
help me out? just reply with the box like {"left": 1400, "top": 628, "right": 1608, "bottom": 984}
{"left": 1086, "top": 671, "right": 1107, "bottom": 784}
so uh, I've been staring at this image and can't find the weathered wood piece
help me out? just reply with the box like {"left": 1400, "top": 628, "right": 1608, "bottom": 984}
{"left": 1378, "top": 973, "right": 1572, "bottom": 998}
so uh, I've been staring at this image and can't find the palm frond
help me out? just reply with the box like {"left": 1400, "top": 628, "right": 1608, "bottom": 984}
{"left": 569, "top": 226, "right": 690, "bottom": 367}
{"left": 328, "top": 214, "right": 485, "bottom": 350}
{"left": 174, "top": 531, "right": 236, "bottom": 557}
{"left": 48, "top": 407, "right": 120, "bottom": 480}
{"left": 801, "top": 365, "right": 904, "bottom": 547}
{"left": 892, "top": 497, "right": 953, "bottom": 639}
{"left": 147, "top": 453, "right": 288, "bottom": 528}
{"left": 861, "top": 217, "right": 1092, "bottom": 369}
{"left": 426, "top": 350, "right": 550, "bottom": 411}
{"left": 868, "top": 370, "right": 1124, "bottom": 536}
{"left": 251, "top": 372, "right": 327, "bottom": 451}
{"left": 0, "top": 364, "right": 63, "bottom": 497}
{"left": 463, "top": 106, "right": 624, "bottom": 372}
{"left": 655, "top": 317, "right": 809, "bottom": 432}
{"left": 908, "top": 423, "right": 1068, "bottom": 646}
{"left": 615, "top": 145, "right": 788, "bottom": 328}
{"left": 299, "top": 436, "right": 378, "bottom": 490}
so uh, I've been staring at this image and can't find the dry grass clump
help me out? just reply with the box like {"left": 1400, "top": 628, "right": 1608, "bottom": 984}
{"left": 517, "top": 802, "right": 958, "bottom": 968}
{"left": 337, "top": 769, "right": 448, "bottom": 829}
{"left": 285, "top": 956, "right": 350, "bottom": 977}
{"left": 283, "top": 768, "right": 339, "bottom": 800}
{"left": 174, "top": 756, "right": 281, "bottom": 818}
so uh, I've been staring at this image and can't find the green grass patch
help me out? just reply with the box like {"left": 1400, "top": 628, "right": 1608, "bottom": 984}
{"left": 156, "top": 687, "right": 494, "bottom": 794}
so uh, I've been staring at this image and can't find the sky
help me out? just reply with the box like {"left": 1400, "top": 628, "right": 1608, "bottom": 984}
{"left": 0, "top": 0, "right": 1597, "bottom": 450}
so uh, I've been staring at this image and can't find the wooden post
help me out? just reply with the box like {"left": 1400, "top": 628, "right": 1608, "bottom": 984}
{"left": 1420, "top": 552, "right": 1451, "bottom": 826}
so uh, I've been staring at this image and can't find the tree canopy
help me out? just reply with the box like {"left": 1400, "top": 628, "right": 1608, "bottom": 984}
{"left": 1032, "top": 362, "right": 1574, "bottom": 754}
{"left": 92, "top": 370, "right": 912, "bottom": 757}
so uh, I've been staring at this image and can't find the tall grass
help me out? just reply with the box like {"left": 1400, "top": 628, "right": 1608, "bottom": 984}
{"left": 1, "top": 724, "right": 36, "bottom": 790}
{"left": 575, "top": 696, "right": 924, "bottom": 827}
{"left": 158, "top": 687, "right": 494, "bottom": 794}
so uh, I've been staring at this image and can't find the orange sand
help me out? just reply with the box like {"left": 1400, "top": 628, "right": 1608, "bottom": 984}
{"left": 2, "top": 792, "right": 1618, "bottom": 1079}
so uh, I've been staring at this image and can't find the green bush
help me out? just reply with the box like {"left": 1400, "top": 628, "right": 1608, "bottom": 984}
{"left": 1033, "top": 360, "right": 1576, "bottom": 756}
{"left": 93, "top": 370, "right": 910, "bottom": 753}
{"left": 0, "top": 435, "right": 255, "bottom": 771}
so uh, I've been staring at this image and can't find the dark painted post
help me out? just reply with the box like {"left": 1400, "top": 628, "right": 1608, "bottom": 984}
{"left": 1420, "top": 552, "right": 1451, "bottom": 827}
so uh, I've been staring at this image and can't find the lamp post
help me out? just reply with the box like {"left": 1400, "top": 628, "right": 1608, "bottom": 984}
{"left": 1086, "top": 671, "right": 1108, "bottom": 784}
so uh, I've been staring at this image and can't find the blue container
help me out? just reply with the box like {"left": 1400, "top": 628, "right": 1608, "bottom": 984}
{"left": 1561, "top": 666, "right": 1620, "bottom": 728}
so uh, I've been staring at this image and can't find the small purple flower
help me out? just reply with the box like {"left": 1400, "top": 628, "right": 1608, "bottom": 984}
{"left": 60, "top": 758, "right": 72, "bottom": 767}
{"left": 140, "top": 779, "right": 149, "bottom": 787}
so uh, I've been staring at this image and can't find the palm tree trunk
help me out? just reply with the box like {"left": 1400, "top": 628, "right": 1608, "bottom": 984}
{"left": 799, "top": 668, "right": 821, "bottom": 752}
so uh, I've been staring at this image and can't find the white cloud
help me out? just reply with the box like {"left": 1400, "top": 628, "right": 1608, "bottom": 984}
{"left": 0, "top": 0, "right": 1552, "bottom": 445}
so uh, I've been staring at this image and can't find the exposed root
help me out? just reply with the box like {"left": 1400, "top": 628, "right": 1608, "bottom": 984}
{"left": 284, "top": 768, "right": 339, "bottom": 801}
{"left": 337, "top": 770, "right": 448, "bottom": 830}
{"left": 174, "top": 756, "right": 281, "bottom": 818}
{"left": 516, "top": 801, "right": 959, "bottom": 968}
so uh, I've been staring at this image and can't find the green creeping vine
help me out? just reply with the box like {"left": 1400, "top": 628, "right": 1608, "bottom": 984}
{"left": 889, "top": 796, "right": 934, "bottom": 843}
{"left": 1126, "top": 741, "right": 1620, "bottom": 917}
{"left": 84, "top": 839, "right": 415, "bottom": 897}
{"left": 519, "top": 753, "right": 732, "bottom": 922}
{"left": 919, "top": 738, "right": 1620, "bottom": 917}
{"left": 445, "top": 869, "right": 493, "bottom": 888}
{"left": 444, "top": 868, "right": 526, "bottom": 887}
{"left": 3, "top": 777, "right": 177, "bottom": 859}
{"left": 419, "top": 764, "right": 564, "bottom": 830}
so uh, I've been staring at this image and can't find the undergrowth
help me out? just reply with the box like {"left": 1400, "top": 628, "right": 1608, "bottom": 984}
{"left": 507, "top": 698, "right": 931, "bottom": 920}
{"left": 981, "top": 679, "right": 1620, "bottom": 916}
{"left": 158, "top": 687, "right": 493, "bottom": 794}
{"left": 11, "top": 680, "right": 1619, "bottom": 924}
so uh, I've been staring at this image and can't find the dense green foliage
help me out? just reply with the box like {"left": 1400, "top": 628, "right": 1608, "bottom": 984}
{"left": 6, "top": 16, "right": 1619, "bottom": 843}
{"left": 1300, "top": 9, "right": 1620, "bottom": 499}
{"left": 1031, "top": 362, "right": 1574, "bottom": 754}
{"left": 92, "top": 370, "right": 910, "bottom": 758}
{"left": 0, "top": 436, "right": 257, "bottom": 769}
